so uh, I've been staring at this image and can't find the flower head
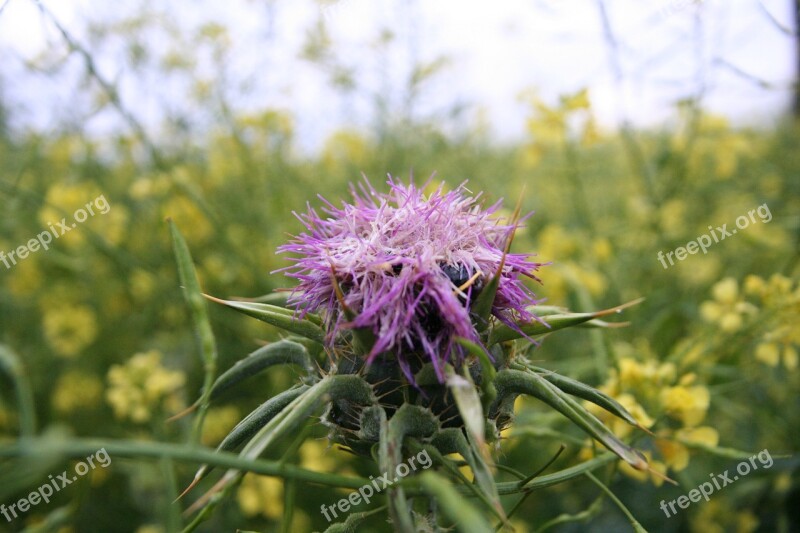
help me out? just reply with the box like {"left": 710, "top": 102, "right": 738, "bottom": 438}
{"left": 277, "top": 179, "right": 543, "bottom": 383}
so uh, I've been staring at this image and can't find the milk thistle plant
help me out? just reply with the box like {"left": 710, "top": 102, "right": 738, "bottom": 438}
{"left": 173, "top": 179, "right": 651, "bottom": 532}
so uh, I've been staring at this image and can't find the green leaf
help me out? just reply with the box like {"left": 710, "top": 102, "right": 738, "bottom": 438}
{"left": 490, "top": 313, "right": 600, "bottom": 345}
{"left": 496, "top": 454, "right": 618, "bottom": 495}
{"left": 405, "top": 438, "right": 503, "bottom": 521}
{"left": 183, "top": 385, "right": 310, "bottom": 493}
{"left": 494, "top": 369, "right": 648, "bottom": 471}
{"left": 446, "top": 371, "right": 485, "bottom": 449}
{"left": 0, "top": 436, "right": 369, "bottom": 490}
{"left": 525, "top": 365, "right": 648, "bottom": 431}
{"left": 380, "top": 404, "right": 439, "bottom": 532}
{"left": 204, "top": 295, "right": 325, "bottom": 344}
{"left": 418, "top": 471, "right": 494, "bottom": 533}
{"left": 454, "top": 337, "right": 497, "bottom": 408}
{"left": 207, "top": 340, "right": 316, "bottom": 402}
{"left": 187, "top": 375, "right": 374, "bottom": 514}
{"left": 489, "top": 299, "right": 643, "bottom": 345}
{"left": 446, "top": 368, "right": 506, "bottom": 522}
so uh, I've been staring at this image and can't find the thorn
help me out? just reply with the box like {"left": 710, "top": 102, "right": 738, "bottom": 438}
{"left": 518, "top": 444, "right": 566, "bottom": 489}
{"left": 591, "top": 297, "right": 646, "bottom": 319}
{"left": 637, "top": 423, "right": 655, "bottom": 437}
{"left": 183, "top": 476, "right": 229, "bottom": 516}
{"left": 174, "top": 470, "right": 205, "bottom": 502}
{"left": 202, "top": 293, "right": 226, "bottom": 305}
{"left": 329, "top": 265, "right": 349, "bottom": 311}
{"left": 455, "top": 271, "right": 483, "bottom": 294}
{"left": 166, "top": 402, "right": 198, "bottom": 423}
{"left": 503, "top": 186, "right": 526, "bottom": 255}
{"left": 648, "top": 466, "right": 678, "bottom": 486}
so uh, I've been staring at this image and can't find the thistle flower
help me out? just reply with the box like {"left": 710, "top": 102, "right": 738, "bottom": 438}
{"left": 277, "top": 178, "right": 544, "bottom": 383}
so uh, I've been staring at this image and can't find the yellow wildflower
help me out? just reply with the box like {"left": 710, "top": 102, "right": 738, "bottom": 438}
{"left": 200, "top": 406, "right": 241, "bottom": 446}
{"left": 43, "top": 304, "right": 99, "bottom": 358}
{"left": 591, "top": 238, "right": 612, "bottom": 263}
{"left": 699, "top": 277, "right": 756, "bottom": 333}
{"left": 299, "top": 439, "right": 339, "bottom": 473}
{"left": 755, "top": 342, "right": 780, "bottom": 367}
{"left": 656, "top": 439, "right": 689, "bottom": 472}
{"left": 106, "top": 350, "right": 185, "bottom": 423}
{"left": 51, "top": 371, "right": 103, "bottom": 414}
{"left": 237, "top": 474, "right": 283, "bottom": 519}
{"left": 660, "top": 385, "right": 710, "bottom": 427}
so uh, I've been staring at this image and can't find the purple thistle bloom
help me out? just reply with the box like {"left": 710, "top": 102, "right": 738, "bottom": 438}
{"left": 276, "top": 178, "right": 544, "bottom": 383}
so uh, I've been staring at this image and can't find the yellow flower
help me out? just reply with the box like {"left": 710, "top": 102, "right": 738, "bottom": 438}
{"left": 691, "top": 499, "right": 759, "bottom": 533}
{"left": 105, "top": 350, "right": 185, "bottom": 423}
{"left": 656, "top": 439, "right": 689, "bottom": 472}
{"left": 95, "top": 205, "right": 129, "bottom": 245}
{"left": 712, "top": 277, "right": 738, "bottom": 304}
{"left": 37, "top": 182, "right": 104, "bottom": 249}
{"left": 299, "top": 439, "right": 339, "bottom": 473}
{"left": 608, "top": 394, "right": 654, "bottom": 438}
{"left": 660, "top": 385, "right": 710, "bottom": 427}
{"left": 756, "top": 327, "right": 798, "bottom": 370}
{"left": 618, "top": 357, "right": 675, "bottom": 391}
{"left": 7, "top": 259, "right": 43, "bottom": 296}
{"left": 322, "top": 129, "right": 370, "bottom": 168}
{"left": 201, "top": 406, "right": 240, "bottom": 446}
{"left": 237, "top": 474, "right": 283, "bottom": 519}
{"left": 43, "top": 305, "right": 99, "bottom": 358}
{"left": 51, "top": 371, "right": 103, "bottom": 414}
{"left": 128, "top": 173, "right": 171, "bottom": 200}
{"left": 699, "top": 277, "right": 756, "bottom": 333}
{"left": 618, "top": 450, "right": 667, "bottom": 487}
{"left": 755, "top": 342, "right": 780, "bottom": 367}
{"left": 743, "top": 275, "right": 766, "bottom": 296}
{"left": 591, "top": 238, "right": 612, "bottom": 263}
{"left": 130, "top": 269, "right": 157, "bottom": 302}
{"left": 659, "top": 199, "right": 687, "bottom": 238}
{"left": 656, "top": 426, "right": 718, "bottom": 473}
{"left": 676, "top": 426, "right": 719, "bottom": 447}
{"left": 536, "top": 225, "right": 578, "bottom": 260}
{"left": 161, "top": 196, "right": 212, "bottom": 245}
{"left": 784, "top": 345, "right": 798, "bottom": 370}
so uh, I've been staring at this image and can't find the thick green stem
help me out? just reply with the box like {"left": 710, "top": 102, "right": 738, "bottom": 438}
{"left": 0, "top": 438, "right": 369, "bottom": 490}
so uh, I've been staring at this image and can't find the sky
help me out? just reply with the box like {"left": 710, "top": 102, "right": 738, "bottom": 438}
{"left": 0, "top": 0, "right": 796, "bottom": 151}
